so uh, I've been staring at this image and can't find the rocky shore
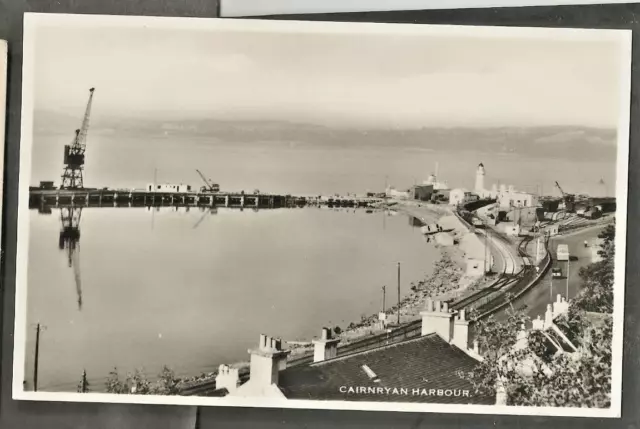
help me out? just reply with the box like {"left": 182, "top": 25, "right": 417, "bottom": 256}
{"left": 288, "top": 200, "right": 488, "bottom": 354}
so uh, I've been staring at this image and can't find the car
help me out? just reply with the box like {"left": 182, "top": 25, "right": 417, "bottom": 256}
{"left": 552, "top": 267, "right": 563, "bottom": 278}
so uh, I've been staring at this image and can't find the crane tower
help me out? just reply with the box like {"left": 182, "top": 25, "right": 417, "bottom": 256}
{"left": 61, "top": 87, "right": 95, "bottom": 189}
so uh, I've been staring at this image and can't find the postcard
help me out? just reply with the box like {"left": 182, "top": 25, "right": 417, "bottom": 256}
{"left": 14, "top": 13, "right": 630, "bottom": 418}
{"left": 220, "top": 0, "right": 634, "bottom": 17}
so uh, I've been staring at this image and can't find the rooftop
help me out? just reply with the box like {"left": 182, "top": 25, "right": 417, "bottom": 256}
{"left": 278, "top": 333, "right": 494, "bottom": 404}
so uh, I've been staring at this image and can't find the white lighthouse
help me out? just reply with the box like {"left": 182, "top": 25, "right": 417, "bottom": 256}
{"left": 475, "top": 163, "right": 486, "bottom": 196}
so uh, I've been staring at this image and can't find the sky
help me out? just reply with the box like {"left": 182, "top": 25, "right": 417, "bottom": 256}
{"left": 31, "top": 18, "right": 627, "bottom": 130}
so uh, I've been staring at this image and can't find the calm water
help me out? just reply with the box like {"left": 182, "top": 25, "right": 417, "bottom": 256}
{"left": 24, "top": 207, "right": 438, "bottom": 392}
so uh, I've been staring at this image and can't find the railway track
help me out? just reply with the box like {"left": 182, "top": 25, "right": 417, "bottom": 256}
{"left": 451, "top": 234, "right": 530, "bottom": 311}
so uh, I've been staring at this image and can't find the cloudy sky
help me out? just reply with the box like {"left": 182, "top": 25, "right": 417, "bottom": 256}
{"left": 31, "top": 17, "right": 628, "bottom": 129}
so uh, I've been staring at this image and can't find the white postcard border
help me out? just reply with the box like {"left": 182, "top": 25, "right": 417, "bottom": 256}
{"left": 12, "top": 13, "right": 632, "bottom": 418}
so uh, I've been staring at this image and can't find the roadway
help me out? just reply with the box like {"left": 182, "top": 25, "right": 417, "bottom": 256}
{"left": 492, "top": 225, "right": 607, "bottom": 322}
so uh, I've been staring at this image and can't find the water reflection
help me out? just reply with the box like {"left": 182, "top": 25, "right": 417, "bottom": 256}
{"left": 27, "top": 206, "right": 440, "bottom": 392}
{"left": 57, "top": 207, "right": 83, "bottom": 311}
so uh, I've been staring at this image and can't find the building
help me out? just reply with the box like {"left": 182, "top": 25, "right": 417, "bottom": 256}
{"left": 146, "top": 183, "right": 192, "bottom": 193}
{"left": 412, "top": 184, "right": 434, "bottom": 201}
{"left": 386, "top": 186, "right": 411, "bottom": 199}
{"left": 38, "top": 181, "right": 56, "bottom": 190}
{"left": 214, "top": 302, "right": 496, "bottom": 405}
{"left": 423, "top": 162, "right": 450, "bottom": 191}
{"left": 459, "top": 232, "right": 491, "bottom": 276}
{"left": 423, "top": 174, "right": 449, "bottom": 191}
{"left": 449, "top": 188, "right": 479, "bottom": 206}
{"left": 540, "top": 199, "right": 560, "bottom": 213}
{"left": 497, "top": 185, "right": 538, "bottom": 209}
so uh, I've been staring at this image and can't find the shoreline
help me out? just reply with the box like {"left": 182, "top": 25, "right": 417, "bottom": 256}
{"left": 286, "top": 200, "right": 483, "bottom": 355}
{"left": 173, "top": 201, "right": 483, "bottom": 389}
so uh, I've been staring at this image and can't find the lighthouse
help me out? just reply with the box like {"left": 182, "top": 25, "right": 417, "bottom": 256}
{"left": 475, "top": 163, "right": 486, "bottom": 196}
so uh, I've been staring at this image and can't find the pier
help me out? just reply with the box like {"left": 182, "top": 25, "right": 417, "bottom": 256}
{"left": 28, "top": 188, "right": 384, "bottom": 210}
{"left": 28, "top": 189, "right": 304, "bottom": 210}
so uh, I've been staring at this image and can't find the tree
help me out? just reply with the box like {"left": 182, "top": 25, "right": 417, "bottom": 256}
{"left": 105, "top": 368, "right": 129, "bottom": 394}
{"left": 104, "top": 366, "right": 184, "bottom": 395}
{"left": 461, "top": 222, "right": 615, "bottom": 407}
{"left": 150, "top": 366, "right": 181, "bottom": 395}
{"left": 77, "top": 369, "right": 90, "bottom": 393}
{"left": 459, "top": 306, "right": 530, "bottom": 398}
{"left": 126, "top": 369, "right": 151, "bottom": 394}
{"left": 461, "top": 307, "right": 612, "bottom": 407}
{"left": 575, "top": 222, "right": 615, "bottom": 313}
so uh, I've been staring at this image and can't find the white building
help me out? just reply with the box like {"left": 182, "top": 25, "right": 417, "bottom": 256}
{"left": 385, "top": 186, "right": 411, "bottom": 199}
{"left": 498, "top": 185, "right": 538, "bottom": 208}
{"left": 147, "top": 183, "right": 192, "bottom": 193}
{"left": 422, "top": 162, "right": 450, "bottom": 190}
{"left": 423, "top": 174, "right": 449, "bottom": 191}
{"left": 449, "top": 188, "right": 479, "bottom": 206}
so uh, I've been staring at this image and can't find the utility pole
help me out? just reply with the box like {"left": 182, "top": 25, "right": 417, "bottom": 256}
{"left": 483, "top": 222, "right": 488, "bottom": 274}
{"left": 381, "top": 286, "right": 386, "bottom": 313}
{"left": 566, "top": 258, "right": 570, "bottom": 299}
{"left": 33, "top": 323, "right": 41, "bottom": 392}
{"left": 485, "top": 225, "right": 492, "bottom": 272}
{"left": 397, "top": 262, "right": 401, "bottom": 325}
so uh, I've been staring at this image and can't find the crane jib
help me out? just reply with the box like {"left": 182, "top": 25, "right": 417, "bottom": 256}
{"left": 61, "top": 87, "right": 95, "bottom": 190}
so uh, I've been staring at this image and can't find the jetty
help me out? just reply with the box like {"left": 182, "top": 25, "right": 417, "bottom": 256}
{"left": 28, "top": 188, "right": 386, "bottom": 210}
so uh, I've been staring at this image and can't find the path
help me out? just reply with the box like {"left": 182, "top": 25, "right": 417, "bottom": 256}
{"left": 493, "top": 225, "right": 607, "bottom": 322}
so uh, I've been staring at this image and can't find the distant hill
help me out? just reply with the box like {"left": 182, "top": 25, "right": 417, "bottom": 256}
{"left": 33, "top": 110, "right": 617, "bottom": 161}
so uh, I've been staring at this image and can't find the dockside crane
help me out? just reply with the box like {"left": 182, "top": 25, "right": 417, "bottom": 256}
{"left": 554, "top": 181, "right": 576, "bottom": 213}
{"left": 61, "top": 88, "right": 95, "bottom": 190}
{"left": 195, "top": 169, "right": 220, "bottom": 193}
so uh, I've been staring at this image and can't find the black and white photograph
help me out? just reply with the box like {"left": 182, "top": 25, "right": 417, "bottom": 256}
{"left": 14, "top": 14, "right": 630, "bottom": 417}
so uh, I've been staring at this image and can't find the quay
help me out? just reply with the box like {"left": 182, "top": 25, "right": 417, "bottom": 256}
{"left": 28, "top": 188, "right": 385, "bottom": 210}
{"left": 29, "top": 188, "right": 299, "bottom": 210}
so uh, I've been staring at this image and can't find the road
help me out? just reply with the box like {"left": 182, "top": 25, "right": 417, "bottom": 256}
{"left": 493, "top": 225, "right": 606, "bottom": 322}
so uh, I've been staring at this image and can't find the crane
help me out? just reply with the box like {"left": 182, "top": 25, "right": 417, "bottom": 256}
{"left": 195, "top": 169, "right": 220, "bottom": 193}
{"left": 58, "top": 206, "right": 83, "bottom": 310}
{"left": 554, "top": 181, "right": 576, "bottom": 213}
{"left": 61, "top": 88, "right": 95, "bottom": 189}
